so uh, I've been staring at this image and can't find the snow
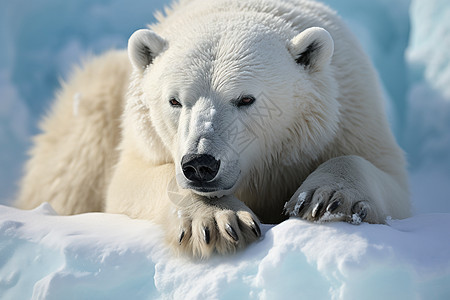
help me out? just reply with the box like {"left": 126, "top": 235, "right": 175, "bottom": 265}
{"left": 291, "top": 191, "right": 307, "bottom": 216}
{"left": 1, "top": 0, "right": 450, "bottom": 298}
{"left": 204, "top": 121, "right": 214, "bottom": 133}
{"left": 1, "top": 203, "right": 449, "bottom": 299}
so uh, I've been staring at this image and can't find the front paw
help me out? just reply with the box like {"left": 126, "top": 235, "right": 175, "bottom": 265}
{"left": 170, "top": 195, "right": 261, "bottom": 258}
{"left": 284, "top": 185, "right": 376, "bottom": 224}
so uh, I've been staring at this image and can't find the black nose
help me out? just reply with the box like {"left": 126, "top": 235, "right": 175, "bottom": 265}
{"left": 181, "top": 154, "right": 220, "bottom": 182}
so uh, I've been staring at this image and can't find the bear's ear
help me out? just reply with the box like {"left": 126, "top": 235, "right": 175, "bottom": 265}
{"left": 288, "top": 27, "right": 334, "bottom": 71}
{"left": 128, "top": 29, "right": 168, "bottom": 71}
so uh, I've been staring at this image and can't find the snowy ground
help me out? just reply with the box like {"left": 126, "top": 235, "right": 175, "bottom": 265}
{"left": 1, "top": 203, "right": 449, "bottom": 299}
{"left": 1, "top": 0, "right": 450, "bottom": 299}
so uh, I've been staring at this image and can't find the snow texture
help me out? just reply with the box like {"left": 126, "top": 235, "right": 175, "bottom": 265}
{"left": 1, "top": 0, "right": 450, "bottom": 298}
{"left": 1, "top": 203, "right": 449, "bottom": 299}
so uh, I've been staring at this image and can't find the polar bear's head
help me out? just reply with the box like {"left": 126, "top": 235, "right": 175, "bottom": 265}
{"left": 127, "top": 18, "right": 339, "bottom": 198}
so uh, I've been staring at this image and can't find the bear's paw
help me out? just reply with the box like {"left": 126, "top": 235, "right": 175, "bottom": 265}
{"left": 284, "top": 185, "right": 374, "bottom": 224}
{"left": 171, "top": 195, "right": 261, "bottom": 258}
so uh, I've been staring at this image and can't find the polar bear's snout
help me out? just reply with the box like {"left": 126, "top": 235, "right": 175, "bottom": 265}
{"left": 15, "top": 0, "right": 412, "bottom": 258}
{"left": 181, "top": 154, "right": 220, "bottom": 182}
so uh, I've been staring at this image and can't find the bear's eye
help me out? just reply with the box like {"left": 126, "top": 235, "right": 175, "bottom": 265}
{"left": 169, "top": 98, "right": 182, "bottom": 107}
{"left": 236, "top": 95, "right": 255, "bottom": 107}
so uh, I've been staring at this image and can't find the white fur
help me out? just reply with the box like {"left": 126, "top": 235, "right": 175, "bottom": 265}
{"left": 16, "top": 0, "right": 410, "bottom": 258}
{"left": 288, "top": 27, "right": 334, "bottom": 71}
{"left": 128, "top": 29, "right": 168, "bottom": 70}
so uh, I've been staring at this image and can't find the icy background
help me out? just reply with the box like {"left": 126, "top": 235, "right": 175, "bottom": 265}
{"left": 0, "top": 0, "right": 450, "bottom": 299}
{"left": 1, "top": 203, "right": 449, "bottom": 299}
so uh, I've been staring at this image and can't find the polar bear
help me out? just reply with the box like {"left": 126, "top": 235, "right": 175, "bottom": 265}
{"left": 16, "top": 0, "right": 410, "bottom": 258}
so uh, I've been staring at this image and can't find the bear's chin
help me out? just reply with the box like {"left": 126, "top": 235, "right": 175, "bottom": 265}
{"left": 177, "top": 179, "right": 238, "bottom": 198}
{"left": 177, "top": 170, "right": 242, "bottom": 199}
{"left": 193, "top": 189, "right": 230, "bottom": 199}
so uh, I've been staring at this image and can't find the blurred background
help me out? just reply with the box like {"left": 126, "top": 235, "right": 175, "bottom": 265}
{"left": 0, "top": 0, "right": 449, "bottom": 214}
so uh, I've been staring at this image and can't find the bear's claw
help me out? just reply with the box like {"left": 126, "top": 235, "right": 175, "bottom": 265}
{"left": 203, "top": 226, "right": 210, "bottom": 244}
{"left": 172, "top": 195, "right": 261, "bottom": 258}
{"left": 326, "top": 199, "right": 341, "bottom": 213}
{"left": 290, "top": 191, "right": 312, "bottom": 217}
{"left": 225, "top": 223, "right": 239, "bottom": 242}
{"left": 250, "top": 220, "right": 261, "bottom": 237}
{"left": 179, "top": 230, "right": 185, "bottom": 244}
{"left": 350, "top": 201, "right": 368, "bottom": 224}
{"left": 311, "top": 202, "right": 324, "bottom": 220}
{"left": 285, "top": 186, "right": 374, "bottom": 224}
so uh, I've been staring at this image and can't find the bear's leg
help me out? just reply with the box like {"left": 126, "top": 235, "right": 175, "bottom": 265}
{"left": 106, "top": 154, "right": 261, "bottom": 258}
{"left": 284, "top": 155, "right": 410, "bottom": 224}
{"left": 15, "top": 51, "right": 129, "bottom": 215}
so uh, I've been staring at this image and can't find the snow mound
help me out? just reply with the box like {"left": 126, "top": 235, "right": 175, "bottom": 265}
{"left": 1, "top": 204, "right": 449, "bottom": 299}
